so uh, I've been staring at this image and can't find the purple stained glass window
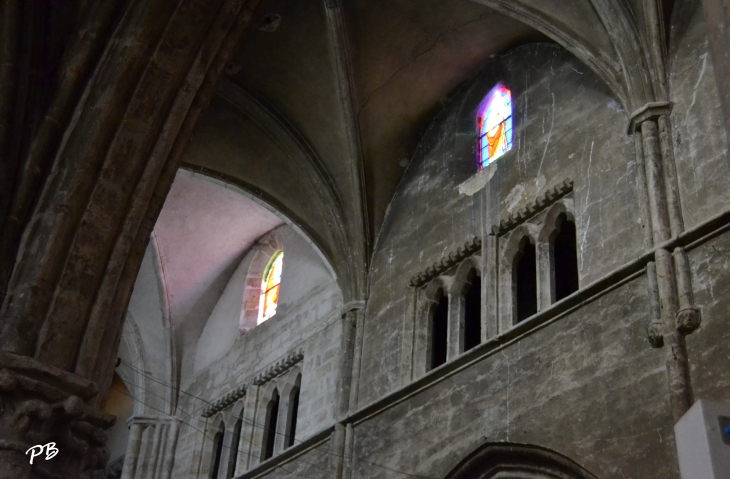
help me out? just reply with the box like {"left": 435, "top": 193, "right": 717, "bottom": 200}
{"left": 477, "top": 84, "right": 513, "bottom": 169}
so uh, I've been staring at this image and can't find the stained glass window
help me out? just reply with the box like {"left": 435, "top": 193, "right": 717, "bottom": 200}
{"left": 258, "top": 251, "right": 283, "bottom": 324}
{"left": 477, "top": 84, "right": 513, "bottom": 169}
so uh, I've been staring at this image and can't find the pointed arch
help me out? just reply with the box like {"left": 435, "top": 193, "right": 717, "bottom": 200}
{"left": 450, "top": 258, "right": 483, "bottom": 353}
{"left": 538, "top": 201, "right": 579, "bottom": 306}
{"left": 444, "top": 442, "right": 598, "bottom": 479}
{"left": 261, "top": 384, "right": 281, "bottom": 461}
{"left": 207, "top": 417, "right": 226, "bottom": 479}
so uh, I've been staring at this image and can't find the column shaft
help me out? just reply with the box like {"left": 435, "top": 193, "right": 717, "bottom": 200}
{"left": 121, "top": 423, "right": 144, "bottom": 479}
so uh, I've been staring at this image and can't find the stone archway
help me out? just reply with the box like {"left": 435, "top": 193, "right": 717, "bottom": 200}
{"left": 444, "top": 443, "right": 598, "bottom": 479}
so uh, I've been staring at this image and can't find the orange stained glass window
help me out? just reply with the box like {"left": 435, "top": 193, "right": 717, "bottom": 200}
{"left": 258, "top": 251, "right": 283, "bottom": 324}
{"left": 477, "top": 84, "right": 513, "bottom": 169}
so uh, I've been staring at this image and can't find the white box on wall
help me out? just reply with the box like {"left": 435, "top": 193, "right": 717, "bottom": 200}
{"left": 674, "top": 399, "right": 730, "bottom": 479}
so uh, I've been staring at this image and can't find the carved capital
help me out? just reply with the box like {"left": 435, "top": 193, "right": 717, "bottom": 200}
{"left": 0, "top": 352, "right": 114, "bottom": 477}
{"left": 647, "top": 320, "right": 664, "bottom": 348}
{"left": 676, "top": 307, "right": 701, "bottom": 335}
{"left": 628, "top": 101, "right": 672, "bottom": 134}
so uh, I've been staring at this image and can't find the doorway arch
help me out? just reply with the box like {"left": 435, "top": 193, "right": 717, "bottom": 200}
{"left": 444, "top": 443, "right": 598, "bottom": 479}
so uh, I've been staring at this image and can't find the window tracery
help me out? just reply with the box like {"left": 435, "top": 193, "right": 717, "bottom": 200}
{"left": 477, "top": 84, "right": 513, "bottom": 169}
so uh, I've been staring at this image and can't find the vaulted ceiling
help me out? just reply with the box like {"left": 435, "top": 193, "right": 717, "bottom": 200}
{"left": 181, "top": 0, "right": 676, "bottom": 302}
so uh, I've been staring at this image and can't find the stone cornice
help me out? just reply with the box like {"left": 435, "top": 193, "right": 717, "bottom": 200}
{"left": 201, "top": 349, "right": 305, "bottom": 418}
{"left": 409, "top": 237, "right": 482, "bottom": 288}
{"left": 252, "top": 348, "right": 304, "bottom": 386}
{"left": 202, "top": 384, "right": 247, "bottom": 418}
{"left": 490, "top": 179, "right": 573, "bottom": 236}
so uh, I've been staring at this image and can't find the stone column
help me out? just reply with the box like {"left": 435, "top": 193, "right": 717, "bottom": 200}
{"left": 161, "top": 420, "right": 179, "bottom": 479}
{"left": 347, "top": 306, "right": 366, "bottom": 413}
{"left": 240, "top": 386, "right": 259, "bottom": 470}
{"left": 0, "top": 352, "right": 115, "bottom": 479}
{"left": 447, "top": 293, "right": 464, "bottom": 361}
{"left": 0, "top": 0, "right": 260, "bottom": 477}
{"left": 536, "top": 240, "right": 553, "bottom": 311}
{"left": 631, "top": 104, "right": 699, "bottom": 420}
{"left": 399, "top": 288, "right": 418, "bottom": 385}
{"left": 336, "top": 307, "right": 359, "bottom": 419}
{"left": 120, "top": 422, "right": 144, "bottom": 479}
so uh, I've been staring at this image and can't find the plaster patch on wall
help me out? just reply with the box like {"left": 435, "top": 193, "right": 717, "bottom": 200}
{"left": 457, "top": 161, "right": 498, "bottom": 196}
{"left": 504, "top": 184, "right": 525, "bottom": 213}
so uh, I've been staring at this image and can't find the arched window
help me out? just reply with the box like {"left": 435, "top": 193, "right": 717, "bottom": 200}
{"left": 477, "top": 84, "right": 513, "bottom": 169}
{"left": 209, "top": 422, "right": 225, "bottom": 479}
{"left": 514, "top": 237, "right": 537, "bottom": 323}
{"left": 285, "top": 380, "right": 300, "bottom": 449}
{"left": 225, "top": 412, "right": 243, "bottom": 479}
{"left": 552, "top": 214, "right": 579, "bottom": 302}
{"left": 430, "top": 290, "right": 449, "bottom": 370}
{"left": 263, "top": 389, "right": 280, "bottom": 460}
{"left": 258, "top": 251, "right": 284, "bottom": 324}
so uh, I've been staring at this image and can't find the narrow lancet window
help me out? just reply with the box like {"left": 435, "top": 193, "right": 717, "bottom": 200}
{"left": 553, "top": 214, "right": 579, "bottom": 301}
{"left": 515, "top": 238, "right": 537, "bottom": 323}
{"left": 258, "top": 251, "right": 283, "bottom": 324}
{"left": 286, "top": 386, "right": 300, "bottom": 448}
{"left": 263, "top": 390, "right": 280, "bottom": 460}
{"left": 430, "top": 291, "right": 449, "bottom": 369}
{"left": 463, "top": 275, "right": 482, "bottom": 352}
{"left": 226, "top": 413, "right": 243, "bottom": 479}
{"left": 209, "top": 422, "right": 225, "bottom": 479}
{"left": 477, "top": 84, "right": 513, "bottom": 169}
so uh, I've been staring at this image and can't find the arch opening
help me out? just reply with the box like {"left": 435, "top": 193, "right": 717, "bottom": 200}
{"left": 552, "top": 214, "right": 579, "bottom": 302}
{"left": 515, "top": 237, "right": 538, "bottom": 323}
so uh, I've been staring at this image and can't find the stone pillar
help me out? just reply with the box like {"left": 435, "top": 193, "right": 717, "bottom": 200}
{"left": 0, "top": 0, "right": 260, "bottom": 477}
{"left": 447, "top": 293, "right": 464, "bottom": 361}
{"left": 120, "top": 417, "right": 180, "bottom": 479}
{"left": 631, "top": 104, "right": 699, "bottom": 420}
{"left": 399, "top": 288, "right": 418, "bottom": 385}
{"left": 483, "top": 234, "right": 499, "bottom": 341}
{"left": 336, "top": 307, "right": 359, "bottom": 419}
{"left": 0, "top": 352, "right": 115, "bottom": 479}
{"left": 160, "top": 420, "right": 179, "bottom": 479}
{"left": 330, "top": 423, "right": 346, "bottom": 479}
{"left": 120, "top": 423, "right": 144, "bottom": 479}
{"left": 536, "top": 240, "right": 553, "bottom": 311}
{"left": 347, "top": 306, "right": 366, "bottom": 413}
{"left": 240, "top": 386, "right": 259, "bottom": 470}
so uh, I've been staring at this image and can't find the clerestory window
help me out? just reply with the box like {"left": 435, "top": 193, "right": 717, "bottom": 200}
{"left": 258, "top": 251, "right": 283, "bottom": 324}
{"left": 477, "top": 84, "right": 513, "bottom": 170}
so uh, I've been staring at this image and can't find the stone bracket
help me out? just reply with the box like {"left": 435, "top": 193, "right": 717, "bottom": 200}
{"left": 647, "top": 320, "right": 664, "bottom": 348}
{"left": 202, "top": 385, "right": 247, "bottom": 418}
{"left": 408, "top": 236, "right": 482, "bottom": 288}
{"left": 252, "top": 349, "right": 304, "bottom": 386}
{"left": 490, "top": 179, "right": 574, "bottom": 237}
{"left": 676, "top": 307, "right": 701, "bottom": 335}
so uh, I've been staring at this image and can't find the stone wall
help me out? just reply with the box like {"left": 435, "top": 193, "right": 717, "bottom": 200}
{"left": 170, "top": 224, "right": 343, "bottom": 477}
{"left": 137, "top": 6, "right": 729, "bottom": 479}
{"left": 359, "top": 43, "right": 641, "bottom": 407}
